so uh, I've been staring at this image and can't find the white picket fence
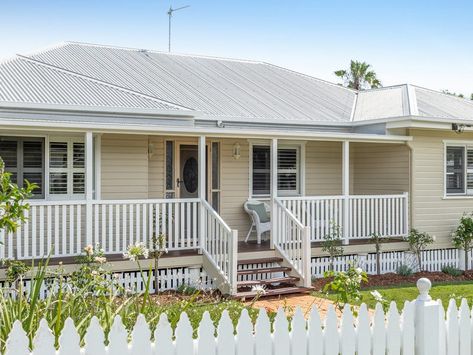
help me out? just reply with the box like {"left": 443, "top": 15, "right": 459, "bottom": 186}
{"left": 311, "top": 248, "right": 460, "bottom": 277}
{"left": 2, "top": 278, "right": 469, "bottom": 355}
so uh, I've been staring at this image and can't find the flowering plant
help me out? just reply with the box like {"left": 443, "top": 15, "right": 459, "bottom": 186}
{"left": 323, "top": 264, "right": 368, "bottom": 312}
{"left": 123, "top": 242, "right": 149, "bottom": 262}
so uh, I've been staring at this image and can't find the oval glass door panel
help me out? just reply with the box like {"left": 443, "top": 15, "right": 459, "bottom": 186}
{"left": 183, "top": 157, "right": 198, "bottom": 193}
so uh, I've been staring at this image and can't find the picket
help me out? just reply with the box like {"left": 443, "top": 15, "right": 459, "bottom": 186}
{"left": 6, "top": 281, "right": 473, "bottom": 355}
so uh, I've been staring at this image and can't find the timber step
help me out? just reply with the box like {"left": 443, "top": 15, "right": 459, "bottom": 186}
{"left": 237, "top": 276, "right": 300, "bottom": 288}
{"left": 237, "top": 266, "right": 291, "bottom": 276}
{"left": 236, "top": 286, "right": 312, "bottom": 299}
{"left": 237, "top": 257, "right": 283, "bottom": 265}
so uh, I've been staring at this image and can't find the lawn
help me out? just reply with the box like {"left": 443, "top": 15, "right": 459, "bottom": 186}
{"left": 316, "top": 281, "right": 473, "bottom": 310}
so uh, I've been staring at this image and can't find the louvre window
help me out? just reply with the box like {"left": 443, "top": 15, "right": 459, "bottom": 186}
{"left": 251, "top": 144, "right": 301, "bottom": 197}
{"left": 49, "top": 139, "right": 85, "bottom": 197}
{"left": 0, "top": 138, "right": 44, "bottom": 198}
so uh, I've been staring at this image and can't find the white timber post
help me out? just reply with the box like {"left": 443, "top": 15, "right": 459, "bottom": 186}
{"left": 229, "top": 229, "right": 238, "bottom": 295}
{"left": 85, "top": 131, "right": 94, "bottom": 247}
{"left": 94, "top": 134, "right": 102, "bottom": 200}
{"left": 302, "top": 226, "right": 311, "bottom": 287}
{"left": 415, "top": 278, "right": 442, "bottom": 355}
{"left": 342, "top": 140, "right": 350, "bottom": 245}
{"left": 198, "top": 136, "right": 206, "bottom": 253}
{"left": 270, "top": 138, "right": 278, "bottom": 249}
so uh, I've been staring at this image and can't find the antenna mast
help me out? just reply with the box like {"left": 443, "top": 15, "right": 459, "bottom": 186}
{"left": 168, "top": 5, "right": 190, "bottom": 52}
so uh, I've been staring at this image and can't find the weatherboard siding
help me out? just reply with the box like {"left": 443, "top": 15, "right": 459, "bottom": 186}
{"left": 352, "top": 142, "right": 410, "bottom": 195}
{"left": 409, "top": 129, "right": 473, "bottom": 248}
{"left": 101, "top": 134, "right": 149, "bottom": 199}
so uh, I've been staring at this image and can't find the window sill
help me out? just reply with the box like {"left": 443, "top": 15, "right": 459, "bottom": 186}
{"left": 442, "top": 195, "right": 473, "bottom": 200}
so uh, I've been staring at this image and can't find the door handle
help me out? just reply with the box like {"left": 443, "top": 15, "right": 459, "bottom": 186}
{"left": 176, "top": 178, "right": 183, "bottom": 187}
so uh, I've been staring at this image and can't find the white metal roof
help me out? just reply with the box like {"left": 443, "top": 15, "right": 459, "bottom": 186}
{"left": 27, "top": 42, "right": 356, "bottom": 122}
{"left": 1, "top": 41, "right": 472, "bottom": 126}
{"left": 0, "top": 56, "right": 189, "bottom": 111}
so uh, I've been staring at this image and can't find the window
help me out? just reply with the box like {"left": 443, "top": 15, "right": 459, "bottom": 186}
{"left": 165, "top": 141, "right": 175, "bottom": 198}
{"left": 0, "top": 137, "right": 44, "bottom": 198}
{"left": 445, "top": 145, "right": 473, "bottom": 196}
{"left": 251, "top": 144, "right": 301, "bottom": 197}
{"left": 211, "top": 142, "right": 220, "bottom": 212}
{"left": 49, "top": 138, "right": 85, "bottom": 198}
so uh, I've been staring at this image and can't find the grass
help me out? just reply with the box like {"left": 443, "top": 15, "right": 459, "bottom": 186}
{"left": 316, "top": 281, "right": 473, "bottom": 310}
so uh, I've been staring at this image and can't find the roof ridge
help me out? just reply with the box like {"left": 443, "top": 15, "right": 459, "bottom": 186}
{"left": 17, "top": 55, "right": 193, "bottom": 111}
{"left": 59, "top": 41, "right": 265, "bottom": 65}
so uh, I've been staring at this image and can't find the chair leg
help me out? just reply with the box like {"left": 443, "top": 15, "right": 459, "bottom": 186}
{"left": 245, "top": 224, "right": 254, "bottom": 243}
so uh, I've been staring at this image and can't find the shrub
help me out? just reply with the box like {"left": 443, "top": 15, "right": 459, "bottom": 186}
{"left": 396, "top": 264, "right": 413, "bottom": 276}
{"left": 0, "top": 157, "right": 36, "bottom": 235}
{"left": 441, "top": 264, "right": 463, "bottom": 277}
{"left": 405, "top": 229, "right": 434, "bottom": 271}
{"left": 370, "top": 233, "right": 387, "bottom": 275}
{"left": 323, "top": 265, "right": 368, "bottom": 312}
{"left": 452, "top": 213, "right": 473, "bottom": 271}
{"left": 322, "top": 222, "right": 344, "bottom": 270}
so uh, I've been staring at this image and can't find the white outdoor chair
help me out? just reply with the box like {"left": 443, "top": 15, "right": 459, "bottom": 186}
{"left": 244, "top": 200, "right": 271, "bottom": 244}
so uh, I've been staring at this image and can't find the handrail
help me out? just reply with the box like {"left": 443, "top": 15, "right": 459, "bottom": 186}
{"left": 201, "top": 199, "right": 232, "bottom": 233}
{"left": 277, "top": 193, "right": 407, "bottom": 201}
{"left": 275, "top": 199, "right": 305, "bottom": 229}
{"left": 200, "top": 199, "right": 238, "bottom": 295}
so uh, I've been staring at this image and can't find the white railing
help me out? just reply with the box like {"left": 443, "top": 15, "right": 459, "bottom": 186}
{"left": 91, "top": 198, "right": 200, "bottom": 253}
{"left": 0, "top": 198, "right": 201, "bottom": 260}
{"left": 201, "top": 200, "right": 238, "bottom": 295}
{"left": 3, "top": 279, "right": 458, "bottom": 355}
{"left": 279, "top": 193, "right": 409, "bottom": 242}
{"left": 274, "top": 199, "right": 311, "bottom": 287}
{"left": 0, "top": 201, "right": 87, "bottom": 260}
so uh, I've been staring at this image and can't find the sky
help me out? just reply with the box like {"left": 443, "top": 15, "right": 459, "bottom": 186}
{"left": 1, "top": 0, "right": 472, "bottom": 95}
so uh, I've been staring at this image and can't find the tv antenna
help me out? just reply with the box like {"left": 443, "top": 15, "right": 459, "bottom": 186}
{"left": 167, "top": 5, "right": 190, "bottom": 52}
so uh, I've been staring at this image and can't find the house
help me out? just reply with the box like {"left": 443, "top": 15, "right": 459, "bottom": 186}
{"left": 0, "top": 42, "right": 472, "bottom": 296}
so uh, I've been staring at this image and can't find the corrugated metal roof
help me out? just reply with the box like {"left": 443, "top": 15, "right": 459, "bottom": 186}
{"left": 415, "top": 86, "right": 473, "bottom": 120}
{"left": 27, "top": 42, "right": 356, "bottom": 122}
{"left": 353, "top": 85, "right": 410, "bottom": 121}
{"left": 0, "top": 56, "right": 188, "bottom": 111}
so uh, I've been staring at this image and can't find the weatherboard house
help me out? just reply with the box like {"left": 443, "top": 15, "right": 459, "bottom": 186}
{"left": 0, "top": 42, "right": 472, "bottom": 296}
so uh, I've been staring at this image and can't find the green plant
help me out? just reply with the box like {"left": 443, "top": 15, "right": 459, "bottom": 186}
{"left": 441, "top": 264, "right": 464, "bottom": 277}
{"left": 0, "top": 157, "right": 36, "bottom": 235}
{"left": 151, "top": 233, "right": 168, "bottom": 294}
{"left": 396, "top": 264, "right": 413, "bottom": 276}
{"left": 2, "top": 259, "right": 30, "bottom": 283}
{"left": 370, "top": 233, "right": 386, "bottom": 275}
{"left": 405, "top": 229, "right": 434, "bottom": 271}
{"left": 321, "top": 222, "right": 344, "bottom": 270}
{"left": 452, "top": 213, "right": 473, "bottom": 271}
{"left": 323, "top": 265, "right": 368, "bottom": 312}
{"left": 370, "top": 290, "right": 390, "bottom": 312}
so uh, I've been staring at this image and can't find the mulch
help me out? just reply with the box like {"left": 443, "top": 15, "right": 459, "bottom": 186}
{"left": 312, "top": 271, "right": 473, "bottom": 291}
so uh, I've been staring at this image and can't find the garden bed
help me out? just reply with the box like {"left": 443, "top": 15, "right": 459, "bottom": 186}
{"left": 312, "top": 270, "right": 473, "bottom": 291}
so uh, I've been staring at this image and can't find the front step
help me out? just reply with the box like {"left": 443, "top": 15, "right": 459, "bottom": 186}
{"left": 237, "top": 266, "right": 291, "bottom": 276}
{"left": 237, "top": 276, "right": 300, "bottom": 288}
{"left": 237, "top": 257, "right": 283, "bottom": 265}
{"left": 236, "top": 286, "right": 312, "bottom": 299}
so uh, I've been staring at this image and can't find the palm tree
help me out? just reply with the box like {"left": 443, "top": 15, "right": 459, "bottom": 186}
{"left": 334, "top": 60, "right": 381, "bottom": 90}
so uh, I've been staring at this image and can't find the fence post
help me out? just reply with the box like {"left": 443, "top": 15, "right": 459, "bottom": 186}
{"left": 458, "top": 249, "right": 466, "bottom": 271}
{"left": 302, "top": 226, "right": 312, "bottom": 287}
{"left": 229, "top": 230, "right": 238, "bottom": 295}
{"left": 414, "top": 278, "right": 442, "bottom": 355}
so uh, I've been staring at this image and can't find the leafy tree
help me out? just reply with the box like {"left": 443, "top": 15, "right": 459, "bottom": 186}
{"left": 0, "top": 157, "right": 36, "bottom": 235}
{"left": 452, "top": 213, "right": 473, "bottom": 270}
{"left": 322, "top": 222, "right": 344, "bottom": 270}
{"left": 370, "top": 233, "right": 387, "bottom": 275}
{"left": 405, "top": 229, "right": 434, "bottom": 271}
{"left": 334, "top": 60, "right": 381, "bottom": 90}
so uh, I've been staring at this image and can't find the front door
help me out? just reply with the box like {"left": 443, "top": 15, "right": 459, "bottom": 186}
{"left": 178, "top": 145, "right": 199, "bottom": 198}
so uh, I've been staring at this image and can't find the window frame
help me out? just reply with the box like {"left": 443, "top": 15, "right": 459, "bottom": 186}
{"left": 249, "top": 140, "right": 305, "bottom": 198}
{"left": 444, "top": 141, "right": 473, "bottom": 197}
{"left": 47, "top": 136, "right": 85, "bottom": 200}
{"left": 0, "top": 136, "right": 45, "bottom": 199}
